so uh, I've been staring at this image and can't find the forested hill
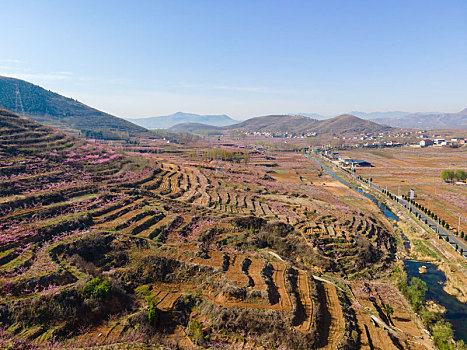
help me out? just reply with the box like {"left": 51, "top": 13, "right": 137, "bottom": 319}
{"left": 0, "top": 76, "right": 149, "bottom": 139}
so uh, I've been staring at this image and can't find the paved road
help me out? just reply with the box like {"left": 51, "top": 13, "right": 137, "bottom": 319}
{"left": 315, "top": 153, "right": 467, "bottom": 259}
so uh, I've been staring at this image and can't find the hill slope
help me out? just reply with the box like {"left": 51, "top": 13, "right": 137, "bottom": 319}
{"left": 374, "top": 108, "right": 467, "bottom": 129}
{"left": 172, "top": 114, "right": 393, "bottom": 135}
{"left": 0, "top": 108, "right": 77, "bottom": 154}
{"left": 0, "top": 76, "right": 149, "bottom": 139}
{"left": 168, "top": 122, "right": 223, "bottom": 134}
{"left": 225, "top": 115, "right": 320, "bottom": 133}
{"left": 130, "top": 111, "right": 236, "bottom": 129}
{"left": 314, "top": 114, "right": 393, "bottom": 134}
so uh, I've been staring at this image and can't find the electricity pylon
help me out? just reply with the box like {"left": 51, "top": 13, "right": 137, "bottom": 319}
{"left": 15, "top": 85, "right": 25, "bottom": 117}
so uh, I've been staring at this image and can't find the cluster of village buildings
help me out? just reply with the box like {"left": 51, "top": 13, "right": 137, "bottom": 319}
{"left": 321, "top": 150, "right": 372, "bottom": 168}
{"left": 245, "top": 131, "right": 317, "bottom": 138}
{"left": 418, "top": 136, "right": 465, "bottom": 147}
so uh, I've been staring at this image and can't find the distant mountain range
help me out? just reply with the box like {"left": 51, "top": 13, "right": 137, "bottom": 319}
{"left": 170, "top": 114, "right": 394, "bottom": 135}
{"left": 129, "top": 112, "right": 237, "bottom": 129}
{"left": 294, "top": 110, "right": 467, "bottom": 129}
{"left": 296, "top": 111, "right": 409, "bottom": 120}
{"left": 348, "top": 111, "right": 410, "bottom": 120}
{"left": 374, "top": 109, "right": 467, "bottom": 129}
{"left": 0, "top": 76, "right": 149, "bottom": 139}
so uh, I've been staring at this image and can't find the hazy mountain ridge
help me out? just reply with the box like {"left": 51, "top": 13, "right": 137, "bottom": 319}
{"left": 349, "top": 111, "right": 409, "bottom": 120}
{"left": 293, "top": 111, "right": 409, "bottom": 120}
{"left": 375, "top": 109, "right": 467, "bottom": 129}
{"left": 0, "top": 76, "right": 149, "bottom": 138}
{"left": 129, "top": 112, "right": 237, "bottom": 129}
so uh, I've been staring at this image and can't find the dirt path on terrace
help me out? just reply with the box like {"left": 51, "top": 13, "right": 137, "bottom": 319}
{"left": 271, "top": 261, "right": 293, "bottom": 312}
{"left": 248, "top": 257, "right": 266, "bottom": 291}
{"left": 225, "top": 255, "right": 250, "bottom": 286}
{"left": 354, "top": 306, "right": 398, "bottom": 350}
{"left": 295, "top": 270, "right": 313, "bottom": 332}
{"left": 317, "top": 283, "right": 344, "bottom": 350}
{"left": 165, "top": 325, "right": 196, "bottom": 349}
{"left": 156, "top": 291, "right": 182, "bottom": 311}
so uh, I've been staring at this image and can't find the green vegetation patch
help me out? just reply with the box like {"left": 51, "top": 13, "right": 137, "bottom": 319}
{"left": 83, "top": 277, "right": 111, "bottom": 299}
{"left": 413, "top": 239, "right": 440, "bottom": 260}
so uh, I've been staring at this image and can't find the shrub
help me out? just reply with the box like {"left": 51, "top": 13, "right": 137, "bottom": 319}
{"left": 67, "top": 233, "right": 113, "bottom": 263}
{"left": 148, "top": 299, "right": 159, "bottom": 324}
{"left": 351, "top": 330, "right": 359, "bottom": 343}
{"left": 420, "top": 308, "right": 438, "bottom": 325}
{"left": 406, "top": 277, "right": 427, "bottom": 312}
{"left": 187, "top": 319, "right": 207, "bottom": 346}
{"left": 234, "top": 216, "right": 266, "bottom": 231}
{"left": 431, "top": 320, "right": 454, "bottom": 350}
{"left": 83, "top": 278, "right": 111, "bottom": 299}
{"left": 182, "top": 293, "right": 200, "bottom": 312}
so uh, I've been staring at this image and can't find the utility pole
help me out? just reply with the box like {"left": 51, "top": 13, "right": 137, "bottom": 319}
{"left": 437, "top": 217, "right": 440, "bottom": 235}
{"left": 215, "top": 136, "right": 221, "bottom": 175}
{"left": 215, "top": 137, "right": 219, "bottom": 175}
{"left": 208, "top": 140, "right": 211, "bottom": 161}
{"left": 459, "top": 216, "right": 461, "bottom": 234}
{"left": 220, "top": 136, "right": 224, "bottom": 176}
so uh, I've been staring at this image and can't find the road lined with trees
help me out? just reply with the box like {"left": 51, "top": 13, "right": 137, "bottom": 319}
{"left": 315, "top": 152, "right": 467, "bottom": 259}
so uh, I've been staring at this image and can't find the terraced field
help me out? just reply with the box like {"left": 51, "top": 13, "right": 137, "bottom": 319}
{"left": 0, "top": 110, "right": 433, "bottom": 349}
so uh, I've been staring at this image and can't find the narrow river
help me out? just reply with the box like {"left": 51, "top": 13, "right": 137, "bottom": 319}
{"left": 405, "top": 261, "right": 467, "bottom": 341}
{"left": 306, "top": 153, "right": 467, "bottom": 341}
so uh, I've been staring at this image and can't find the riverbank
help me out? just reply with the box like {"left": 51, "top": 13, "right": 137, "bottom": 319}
{"left": 404, "top": 260, "right": 467, "bottom": 342}
{"left": 378, "top": 193, "right": 467, "bottom": 305}
{"left": 365, "top": 178, "right": 467, "bottom": 306}
{"left": 317, "top": 154, "right": 467, "bottom": 306}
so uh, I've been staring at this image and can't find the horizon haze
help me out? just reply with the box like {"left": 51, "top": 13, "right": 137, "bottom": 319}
{"left": 1, "top": 0, "right": 466, "bottom": 119}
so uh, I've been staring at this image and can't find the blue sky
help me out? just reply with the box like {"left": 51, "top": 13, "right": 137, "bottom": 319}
{"left": 1, "top": 0, "right": 466, "bottom": 120}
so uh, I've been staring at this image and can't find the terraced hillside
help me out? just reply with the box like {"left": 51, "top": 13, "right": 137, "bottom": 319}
{"left": 0, "top": 110, "right": 433, "bottom": 349}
